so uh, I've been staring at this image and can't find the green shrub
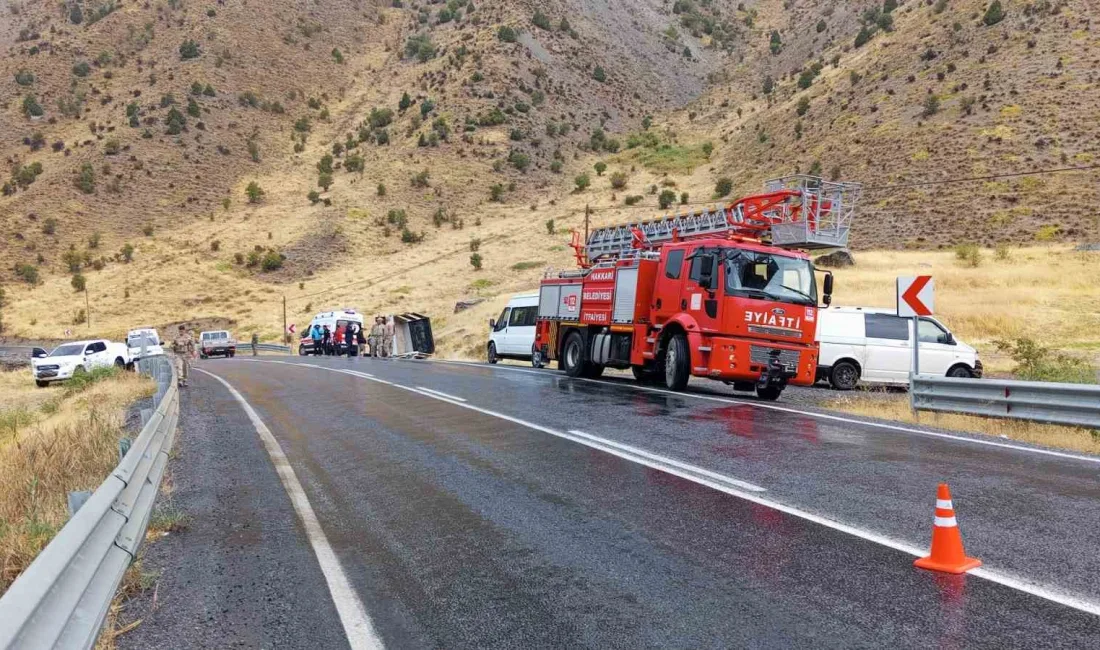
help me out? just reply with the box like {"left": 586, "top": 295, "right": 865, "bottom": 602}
{"left": 75, "top": 163, "right": 96, "bottom": 194}
{"left": 574, "top": 173, "right": 591, "bottom": 191}
{"left": 489, "top": 184, "right": 505, "bottom": 202}
{"left": 592, "top": 66, "right": 607, "bottom": 83}
{"left": 377, "top": 183, "right": 386, "bottom": 196}
{"left": 400, "top": 228, "right": 424, "bottom": 244}
{"left": 610, "top": 171, "right": 628, "bottom": 189}
{"left": 624, "top": 195, "right": 642, "bottom": 205}
{"left": 120, "top": 243, "right": 134, "bottom": 262}
{"left": 532, "top": 11, "right": 551, "bottom": 30}
{"left": 594, "top": 161, "right": 607, "bottom": 176}
{"left": 769, "top": 30, "right": 782, "bottom": 55}
{"left": 345, "top": 153, "right": 364, "bottom": 173}
{"left": 246, "top": 181, "right": 264, "bottom": 203}
{"left": 854, "top": 26, "right": 873, "bottom": 48}
{"left": 71, "top": 273, "right": 86, "bottom": 292}
{"left": 369, "top": 107, "right": 394, "bottom": 128}
{"left": 994, "top": 338, "right": 1094, "bottom": 383}
{"left": 331, "top": 48, "right": 344, "bottom": 64}
{"left": 545, "top": 219, "right": 555, "bottom": 235}
{"left": 22, "top": 94, "right": 44, "bottom": 118}
{"left": 550, "top": 160, "right": 563, "bottom": 174}
{"left": 921, "top": 94, "right": 940, "bottom": 118}
{"left": 14, "top": 70, "right": 34, "bottom": 86}
{"left": 164, "top": 106, "right": 186, "bottom": 134}
{"left": 411, "top": 169, "right": 430, "bottom": 188}
{"left": 72, "top": 62, "right": 91, "bottom": 77}
{"left": 953, "top": 243, "right": 982, "bottom": 267}
{"left": 983, "top": 1, "right": 1005, "bottom": 26}
{"left": 405, "top": 33, "right": 436, "bottom": 61}
{"left": 261, "top": 250, "right": 285, "bottom": 271}
{"left": 762, "top": 75, "right": 774, "bottom": 95}
{"left": 714, "top": 177, "right": 733, "bottom": 198}
{"left": 15, "top": 263, "right": 39, "bottom": 284}
{"left": 179, "top": 39, "right": 201, "bottom": 60}
{"left": 498, "top": 26, "right": 518, "bottom": 42}
{"left": 796, "top": 96, "right": 810, "bottom": 116}
{"left": 469, "top": 238, "right": 481, "bottom": 252}
{"left": 658, "top": 189, "right": 677, "bottom": 209}
{"left": 470, "top": 252, "right": 483, "bottom": 270}
{"left": 318, "top": 172, "right": 333, "bottom": 190}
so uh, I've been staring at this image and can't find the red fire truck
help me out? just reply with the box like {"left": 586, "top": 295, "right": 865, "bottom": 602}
{"left": 533, "top": 175, "right": 860, "bottom": 400}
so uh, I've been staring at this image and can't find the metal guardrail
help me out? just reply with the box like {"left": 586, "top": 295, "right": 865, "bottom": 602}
{"left": 0, "top": 356, "right": 179, "bottom": 649}
{"left": 912, "top": 374, "right": 1100, "bottom": 429}
{"left": 254, "top": 342, "right": 291, "bottom": 353}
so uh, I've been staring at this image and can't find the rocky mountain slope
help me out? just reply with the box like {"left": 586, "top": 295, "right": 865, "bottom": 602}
{"left": 0, "top": 0, "right": 1096, "bottom": 350}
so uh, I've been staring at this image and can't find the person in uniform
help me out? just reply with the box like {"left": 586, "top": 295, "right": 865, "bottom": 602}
{"left": 368, "top": 317, "right": 385, "bottom": 358}
{"left": 171, "top": 324, "right": 195, "bottom": 386}
{"left": 251, "top": 331, "right": 259, "bottom": 356}
{"left": 382, "top": 315, "right": 395, "bottom": 358}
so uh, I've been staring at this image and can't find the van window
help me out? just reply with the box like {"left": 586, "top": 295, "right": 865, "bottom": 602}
{"left": 509, "top": 306, "right": 537, "bottom": 327}
{"left": 918, "top": 319, "right": 949, "bottom": 344}
{"left": 665, "top": 249, "right": 685, "bottom": 279}
{"left": 865, "top": 313, "right": 909, "bottom": 341}
{"left": 494, "top": 308, "right": 510, "bottom": 332}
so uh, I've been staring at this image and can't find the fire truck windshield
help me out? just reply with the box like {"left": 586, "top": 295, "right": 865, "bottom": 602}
{"left": 723, "top": 250, "right": 818, "bottom": 306}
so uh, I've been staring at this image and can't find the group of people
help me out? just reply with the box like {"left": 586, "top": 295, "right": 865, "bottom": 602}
{"left": 309, "top": 316, "right": 394, "bottom": 358}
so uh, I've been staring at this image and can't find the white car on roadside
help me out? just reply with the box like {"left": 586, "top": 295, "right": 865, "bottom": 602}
{"left": 31, "top": 339, "right": 133, "bottom": 388}
{"left": 127, "top": 328, "right": 164, "bottom": 360}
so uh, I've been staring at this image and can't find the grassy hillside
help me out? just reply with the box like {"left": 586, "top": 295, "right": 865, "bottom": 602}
{"left": 1, "top": 0, "right": 1098, "bottom": 357}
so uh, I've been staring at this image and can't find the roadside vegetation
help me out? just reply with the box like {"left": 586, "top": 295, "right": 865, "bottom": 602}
{"left": 828, "top": 392, "right": 1100, "bottom": 456}
{"left": 0, "top": 366, "right": 154, "bottom": 594}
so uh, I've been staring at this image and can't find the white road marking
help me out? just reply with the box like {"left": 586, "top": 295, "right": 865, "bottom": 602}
{"left": 194, "top": 368, "right": 385, "bottom": 650}
{"left": 415, "top": 386, "right": 467, "bottom": 402}
{"left": 433, "top": 359, "right": 1100, "bottom": 466}
{"left": 248, "top": 359, "right": 1100, "bottom": 618}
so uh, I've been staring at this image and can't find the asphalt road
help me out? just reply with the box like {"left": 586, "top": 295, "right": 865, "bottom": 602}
{"left": 121, "top": 355, "right": 1100, "bottom": 648}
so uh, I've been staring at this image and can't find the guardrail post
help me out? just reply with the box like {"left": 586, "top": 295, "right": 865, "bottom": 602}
{"left": 66, "top": 491, "right": 91, "bottom": 518}
{"left": 119, "top": 438, "right": 132, "bottom": 460}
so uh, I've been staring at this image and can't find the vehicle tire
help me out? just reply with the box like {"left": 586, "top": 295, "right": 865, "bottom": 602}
{"left": 299, "top": 345, "right": 307, "bottom": 356}
{"left": 200, "top": 354, "right": 208, "bottom": 360}
{"left": 229, "top": 351, "right": 235, "bottom": 358}
{"left": 948, "top": 364, "right": 973, "bottom": 379}
{"left": 632, "top": 366, "right": 655, "bottom": 384}
{"left": 531, "top": 347, "right": 545, "bottom": 369}
{"left": 487, "top": 342, "right": 499, "bottom": 365}
{"left": 829, "top": 361, "right": 860, "bottom": 391}
{"left": 35, "top": 380, "right": 49, "bottom": 388}
{"left": 114, "top": 357, "right": 126, "bottom": 368}
{"left": 757, "top": 385, "right": 783, "bottom": 401}
{"left": 663, "top": 333, "right": 690, "bottom": 391}
{"left": 561, "top": 332, "right": 587, "bottom": 378}
{"left": 73, "top": 366, "right": 86, "bottom": 377}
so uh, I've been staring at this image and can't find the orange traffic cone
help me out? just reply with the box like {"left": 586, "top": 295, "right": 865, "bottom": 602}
{"left": 914, "top": 483, "right": 982, "bottom": 574}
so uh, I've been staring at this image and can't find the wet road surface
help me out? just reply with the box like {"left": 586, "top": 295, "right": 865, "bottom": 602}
{"left": 124, "top": 356, "right": 1100, "bottom": 648}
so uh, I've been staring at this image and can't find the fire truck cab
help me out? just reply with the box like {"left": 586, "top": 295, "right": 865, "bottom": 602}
{"left": 534, "top": 175, "right": 858, "bottom": 401}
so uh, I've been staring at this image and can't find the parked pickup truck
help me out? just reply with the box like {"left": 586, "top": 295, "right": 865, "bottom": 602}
{"left": 127, "top": 327, "right": 164, "bottom": 361}
{"left": 199, "top": 330, "right": 236, "bottom": 358}
{"left": 31, "top": 339, "right": 132, "bottom": 387}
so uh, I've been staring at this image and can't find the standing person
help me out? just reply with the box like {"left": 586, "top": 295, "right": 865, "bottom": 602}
{"left": 251, "top": 331, "right": 259, "bottom": 356}
{"left": 322, "top": 325, "right": 332, "bottom": 355}
{"left": 310, "top": 323, "right": 323, "bottom": 355}
{"left": 356, "top": 321, "right": 367, "bottom": 357}
{"left": 368, "top": 317, "right": 384, "bottom": 358}
{"left": 335, "top": 322, "right": 346, "bottom": 356}
{"left": 346, "top": 322, "right": 359, "bottom": 358}
{"left": 382, "top": 315, "right": 395, "bottom": 358}
{"left": 171, "top": 324, "right": 195, "bottom": 387}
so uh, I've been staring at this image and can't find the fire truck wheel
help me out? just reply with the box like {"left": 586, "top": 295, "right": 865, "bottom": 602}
{"left": 487, "top": 342, "right": 500, "bottom": 365}
{"left": 756, "top": 385, "right": 783, "bottom": 401}
{"left": 828, "top": 360, "right": 860, "bottom": 391}
{"left": 561, "top": 332, "right": 587, "bottom": 378}
{"left": 664, "top": 333, "right": 690, "bottom": 391}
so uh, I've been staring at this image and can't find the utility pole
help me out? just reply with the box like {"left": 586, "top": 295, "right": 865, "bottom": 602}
{"left": 282, "top": 295, "right": 288, "bottom": 352}
{"left": 584, "top": 203, "right": 590, "bottom": 244}
{"left": 85, "top": 287, "right": 91, "bottom": 330}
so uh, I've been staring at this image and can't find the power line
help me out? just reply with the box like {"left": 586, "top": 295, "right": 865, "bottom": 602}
{"left": 861, "top": 163, "right": 1100, "bottom": 192}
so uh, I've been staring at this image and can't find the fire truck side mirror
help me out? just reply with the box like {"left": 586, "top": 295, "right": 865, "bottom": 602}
{"left": 696, "top": 254, "right": 717, "bottom": 290}
{"left": 823, "top": 273, "right": 834, "bottom": 298}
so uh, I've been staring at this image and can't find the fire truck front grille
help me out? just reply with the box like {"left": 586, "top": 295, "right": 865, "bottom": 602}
{"left": 749, "top": 346, "right": 800, "bottom": 371}
{"left": 748, "top": 325, "right": 801, "bottom": 338}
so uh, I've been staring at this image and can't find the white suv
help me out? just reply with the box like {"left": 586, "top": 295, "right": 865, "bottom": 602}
{"left": 31, "top": 339, "right": 132, "bottom": 387}
{"left": 816, "top": 307, "right": 982, "bottom": 390}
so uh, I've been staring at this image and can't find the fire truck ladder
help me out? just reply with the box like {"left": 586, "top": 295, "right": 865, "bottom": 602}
{"left": 574, "top": 175, "right": 861, "bottom": 266}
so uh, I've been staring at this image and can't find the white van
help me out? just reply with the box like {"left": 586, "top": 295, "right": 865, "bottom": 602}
{"left": 298, "top": 309, "right": 365, "bottom": 355}
{"left": 488, "top": 292, "right": 542, "bottom": 366}
{"left": 127, "top": 327, "right": 164, "bottom": 360}
{"left": 816, "top": 307, "right": 982, "bottom": 390}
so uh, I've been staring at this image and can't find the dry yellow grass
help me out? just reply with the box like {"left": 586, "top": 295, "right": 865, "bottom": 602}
{"left": 0, "top": 368, "right": 155, "bottom": 594}
{"left": 829, "top": 392, "right": 1100, "bottom": 456}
